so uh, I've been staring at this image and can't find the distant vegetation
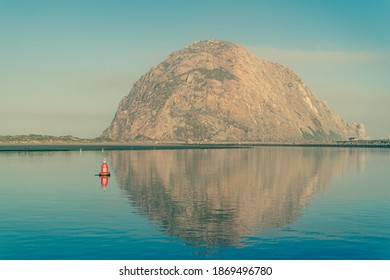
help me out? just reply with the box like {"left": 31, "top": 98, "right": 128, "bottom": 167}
{"left": 0, "top": 134, "right": 113, "bottom": 144}
{"left": 1, "top": 134, "right": 389, "bottom": 148}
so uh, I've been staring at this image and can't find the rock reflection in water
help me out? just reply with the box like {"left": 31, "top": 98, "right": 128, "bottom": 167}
{"left": 109, "top": 147, "right": 365, "bottom": 248}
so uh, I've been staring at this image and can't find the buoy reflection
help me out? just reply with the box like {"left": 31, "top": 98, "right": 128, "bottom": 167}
{"left": 100, "top": 175, "right": 109, "bottom": 191}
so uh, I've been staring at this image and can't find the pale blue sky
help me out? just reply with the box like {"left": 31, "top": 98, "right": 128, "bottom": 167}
{"left": 1, "top": 0, "right": 389, "bottom": 138}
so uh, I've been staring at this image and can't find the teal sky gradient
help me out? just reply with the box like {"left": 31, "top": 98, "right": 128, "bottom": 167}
{"left": 1, "top": 0, "right": 389, "bottom": 138}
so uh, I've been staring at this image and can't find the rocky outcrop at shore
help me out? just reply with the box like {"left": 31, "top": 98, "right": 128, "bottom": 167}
{"left": 102, "top": 40, "right": 365, "bottom": 143}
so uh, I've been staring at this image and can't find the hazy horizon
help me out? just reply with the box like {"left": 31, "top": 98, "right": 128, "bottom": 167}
{"left": 1, "top": 1, "right": 389, "bottom": 139}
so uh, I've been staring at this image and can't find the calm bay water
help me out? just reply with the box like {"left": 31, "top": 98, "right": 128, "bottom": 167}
{"left": 0, "top": 147, "right": 389, "bottom": 260}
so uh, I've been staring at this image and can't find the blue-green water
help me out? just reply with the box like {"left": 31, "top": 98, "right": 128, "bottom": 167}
{"left": 0, "top": 147, "right": 389, "bottom": 260}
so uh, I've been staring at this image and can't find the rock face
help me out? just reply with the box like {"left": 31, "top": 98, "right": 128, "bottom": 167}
{"left": 102, "top": 40, "right": 364, "bottom": 142}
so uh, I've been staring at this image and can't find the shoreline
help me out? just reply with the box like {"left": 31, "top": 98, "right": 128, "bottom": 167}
{"left": 0, "top": 141, "right": 389, "bottom": 151}
{"left": 0, "top": 143, "right": 250, "bottom": 152}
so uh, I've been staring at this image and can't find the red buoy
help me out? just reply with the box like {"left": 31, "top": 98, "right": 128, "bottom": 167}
{"left": 99, "top": 159, "right": 110, "bottom": 176}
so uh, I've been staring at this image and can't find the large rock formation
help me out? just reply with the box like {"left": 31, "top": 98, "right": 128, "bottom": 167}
{"left": 102, "top": 40, "right": 364, "bottom": 142}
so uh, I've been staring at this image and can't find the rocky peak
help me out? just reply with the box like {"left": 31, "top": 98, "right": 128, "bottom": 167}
{"left": 102, "top": 40, "right": 365, "bottom": 143}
